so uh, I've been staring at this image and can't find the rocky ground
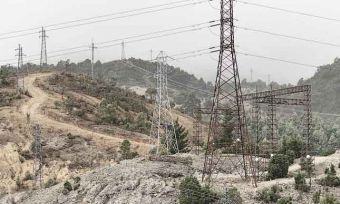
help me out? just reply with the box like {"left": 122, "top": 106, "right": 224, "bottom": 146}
{"left": 0, "top": 157, "right": 194, "bottom": 204}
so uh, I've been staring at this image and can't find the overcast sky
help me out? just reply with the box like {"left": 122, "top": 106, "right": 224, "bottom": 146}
{"left": 1, "top": 0, "right": 340, "bottom": 84}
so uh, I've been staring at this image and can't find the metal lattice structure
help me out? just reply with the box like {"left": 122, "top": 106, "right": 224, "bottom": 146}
{"left": 243, "top": 85, "right": 312, "bottom": 156}
{"left": 90, "top": 40, "right": 97, "bottom": 79}
{"left": 33, "top": 124, "right": 43, "bottom": 188}
{"left": 150, "top": 51, "right": 178, "bottom": 155}
{"left": 15, "top": 44, "right": 25, "bottom": 90}
{"left": 244, "top": 85, "right": 313, "bottom": 180}
{"left": 193, "top": 109, "right": 203, "bottom": 155}
{"left": 202, "top": 0, "right": 255, "bottom": 185}
{"left": 39, "top": 27, "right": 48, "bottom": 68}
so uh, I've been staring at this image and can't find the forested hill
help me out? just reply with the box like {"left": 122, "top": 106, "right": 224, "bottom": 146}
{"left": 303, "top": 58, "right": 340, "bottom": 114}
{"left": 53, "top": 58, "right": 214, "bottom": 106}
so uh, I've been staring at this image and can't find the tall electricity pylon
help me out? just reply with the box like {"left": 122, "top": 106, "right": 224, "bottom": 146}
{"left": 90, "top": 40, "right": 97, "bottom": 79}
{"left": 150, "top": 51, "right": 178, "bottom": 155}
{"left": 121, "top": 41, "right": 126, "bottom": 60}
{"left": 202, "top": 0, "right": 255, "bottom": 186}
{"left": 39, "top": 27, "right": 48, "bottom": 68}
{"left": 33, "top": 124, "right": 43, "bottom": 188}
{"left": 15, "top": 44, "right": 25, "bottom": 90}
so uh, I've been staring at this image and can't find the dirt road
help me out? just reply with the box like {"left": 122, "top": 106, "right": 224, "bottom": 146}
{"left": 21, "top": 73, "right": 151, "bottom": 154}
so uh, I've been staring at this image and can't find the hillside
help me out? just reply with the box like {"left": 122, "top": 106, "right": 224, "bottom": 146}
{"left": 303, "top": 58, "right": 340, "bottom": 114}
{"left": 54, "top": 58, "right": 214, "bottom": 106}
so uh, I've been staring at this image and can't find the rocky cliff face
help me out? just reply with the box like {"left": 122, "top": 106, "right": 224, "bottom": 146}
{"left": 0, "top": 158, "right": 194, "bottom": 204}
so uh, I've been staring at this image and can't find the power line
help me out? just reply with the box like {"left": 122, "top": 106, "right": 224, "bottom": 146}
{"left": 237, "top": 51, "right": 319, "bottom": 68}
{"left": 0, "top": 21, "right": 217, "bottom": 64}
{"left": 236, "top": 26, "right": 340, "bottom": 48}
{"left": 236, "top": 0, "right": 340, "bottom": 23}
{"left": 0, "top": 0, "right": 213, "bottom": 40}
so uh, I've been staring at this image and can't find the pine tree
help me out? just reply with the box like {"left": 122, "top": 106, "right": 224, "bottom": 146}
{"left": 214, "top": 109, "right": 233, "bottom": 149}
{"left": 170, "top": 119, "right": 189, "bottom": 154}
{"left": 119, "top": 140, "right": 138, "bottom": 160}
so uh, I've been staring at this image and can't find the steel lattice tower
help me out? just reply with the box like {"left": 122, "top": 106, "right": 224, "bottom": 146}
{"left": 267, "top": 85, "right": 278, "bottom": 153}
{"left": 15, "top": 44, "right": 25, "bottom": 90}
{"left": 90, "top": 40, "right": 97, "bottom": 79}
{"left": 33, "top": 124, "right": 43, "bottom": 188}
{"left": 39, "top": 27, "right": 48, "bottom": 68}
{"left": 202, "top": 0, "right": 255, "bottom": 184}
{"left": 150, "top": 51, "right": 178, "bottom": 155}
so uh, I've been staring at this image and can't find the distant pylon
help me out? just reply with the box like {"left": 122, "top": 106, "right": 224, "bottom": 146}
{"left": 202, "top": 0, "right": 255, "bottom": 186}
{"left": 39, "top": 27, "right": 48, "bottom": 68}
{"left": 121, "top": 41, "right": 126, "bottom": 60}
{"left": 150, "top": 51, "right": 178, "bottom": 155}
{"left": 33, "top": 124, "right": 43, "bottom": 188}
{"left": 15, "top": 44, "right": 25, "bottom": 90}
{"left": 90, "top": 40, "right": 97, "bottom": 79}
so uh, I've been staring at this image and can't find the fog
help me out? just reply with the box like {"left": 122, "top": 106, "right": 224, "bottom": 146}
{"left": 1, "top": 0, "right": 340, "bottom": 84}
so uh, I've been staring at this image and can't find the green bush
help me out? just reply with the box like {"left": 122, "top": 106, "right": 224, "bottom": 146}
{"left": 178, "top": 176, "right": 220, "bottom": 204}
{"left": 277, "top": 196, "right": 292, "bottom": 204}
{"left": 318, "top": 175, "right": 340, "bottom": 187}
{"left": 294, "top": 172, "right": 310, "bottom": 192}
{"left": 319, "top": 147, "right": 336, "bottom": 156}
{"left": 62, "top": 181, "right": 72, "bottom": 195}
{"left": 256, "top": 185, "right": 281, "bottom": 203}
{"left": 267, "top": 154, "right": 289, "bottom": 180}
{"left": 330, "top": 164, "right": 337, "bottom": 176}
{"left": 286, "top": 150, "right": 296, "bottom": 165}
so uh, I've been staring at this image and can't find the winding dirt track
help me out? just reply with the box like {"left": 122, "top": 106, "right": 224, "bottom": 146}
{"left": 21, "top": 73, "right": 151, "bottom": 153}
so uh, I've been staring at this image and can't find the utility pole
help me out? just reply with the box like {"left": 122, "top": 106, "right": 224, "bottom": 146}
{"left": 15, "top": 44, "right": 25, "bottom": 91}
{"left": 250, "top": 68, "right": 253, "bottom": 83}
{"left": 39, "top": 27, "right": 48, "bottom": 69}
{"left": 33, "top": 124, "right": 43, "bottom": 188}
{"left": 90, "top": 40, "right": 97, "bottom": 79}
{"left": 203, "top": 0, "right": 256, "bottom": 186}
{"left": 121, "top": 41, "right": 126, "bottom": 60}
{"left": 150, "top": 51, "right": 178, "bottom": 155}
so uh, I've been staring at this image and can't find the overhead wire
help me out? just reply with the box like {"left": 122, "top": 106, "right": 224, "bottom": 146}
{"left": 236, "top": 0, "right": 340, "bottom": 23}
{"left": 235, "top": 26, "right": 340, "bottom": 48}
{"left": 0, "top": 21, "right": 218, "bottom": 64}
{"left": 0, "top": 0, "right": 213, "bottom": 40}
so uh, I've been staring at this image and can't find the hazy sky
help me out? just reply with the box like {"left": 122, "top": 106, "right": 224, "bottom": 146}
{"left": 1, "top": 0, "right": 340, "bottom": 84}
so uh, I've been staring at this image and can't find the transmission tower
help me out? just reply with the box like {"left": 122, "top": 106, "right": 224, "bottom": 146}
{"left": 150, "top": 51, "right": 178, "bottom": 155}
{"left": 90, "top": 40, "right": 98, "bottom": 79}
{"left": 39, "top": 27, "right": 48, "bottom": 68}
{"left": 267, "top": 85, "right": 278, "bottom": 153}
{"left": 33, "top": 124, "right": 43, "bottom": 188}
{"left": 202, "top": 0, "right": 255, "bottom": 185}
{"left": 15, "top": 44, "right": 25, "bottom": 91}
{"left": 121, "top": 41, "right": 126, "bottom": 60}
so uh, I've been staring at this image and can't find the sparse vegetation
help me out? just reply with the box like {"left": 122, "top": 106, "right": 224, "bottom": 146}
{"left": 277, "top": 196, "right": 292, "bottom": 204}
{"left": 318, "top": 164, "right": 340, "bottom": 187}
{"left": 256, "top": 185, "right": 282, "bottom": 203}
{"left": 320, "top": 193, "right": 340, "bottom": 204}
{"left": 45, "top": 178, "right": 58, "bottom": 188}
